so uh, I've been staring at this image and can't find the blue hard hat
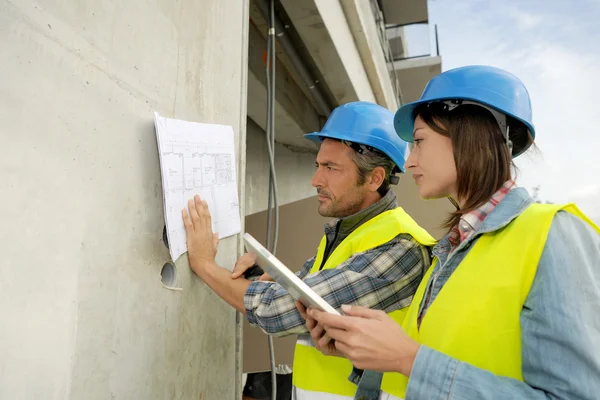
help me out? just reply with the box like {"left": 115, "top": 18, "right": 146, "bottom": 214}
{"left": 305, "top": 101, "right": 409, "bottom": 172}
{"left": 394, "top": 65, "right": 536, "bottom": 157}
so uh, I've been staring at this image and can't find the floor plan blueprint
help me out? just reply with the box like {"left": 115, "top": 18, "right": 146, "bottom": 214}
{"left": 154, "top": 112, "right": 241, "bottom": 262}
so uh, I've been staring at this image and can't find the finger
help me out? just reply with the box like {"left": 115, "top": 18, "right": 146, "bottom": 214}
{"left": 194, "top": 195, "right": 206, "bottom": 226}
{"left": 258, "top": 273, "right": 272, "bottom": 281}
{"left": 201, "top": 199, "right": 212, "bottom": 230}
{"left": 341, "top": 304, "right": 386, "bottom": 320}
{"left": 232, "top": 254, "right": 249, "bottom": 277}
{"left": 239, "top": 253, "right": 256, "bottom": 266}
{"left": 309, "top": 309, "right": 357, "bottom": 331}
{"left": 320, "top": 326, "right": 352, "bottom": 344}
{"left": 332, "top": 340, "right": 352, "bottom": 360}
{"left": 231, "top": 267, "right": 246, "bottom": 279}
{"left": 301, "top": 306, "right": 318, "bottom": 330}
{"left": 296, "top": 302, "right": 308, "bottom": 319}
{"left": 182, "top": 209, "right": 193, "bottom": 231}
{"left": 231, "top": 266, "right": 243, "bottom": 279}
{"left": 317, "top": 332, "right": 334, "bottom": 348}
{"left": 305, "top": 312, "right": 317, "bottom": 330}
{"left": 188, "top": 198, "right": 199, "bottom": 221}
{"left": 327, "top": 340, "right": 342, "bottom": 357}
{"left": 304, "top": 307, "right": 317, "bottom": 328}
{"left": 232, "top": 255, "right": 253, "bottom": 278}
{"left": 310, "top": 323, "right": 326, "bottom": 344}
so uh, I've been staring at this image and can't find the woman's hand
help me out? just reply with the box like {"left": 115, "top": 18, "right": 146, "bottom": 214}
{"left": 308, "top": 304, "right": 421, "bottom": 375}
{"left": 295, "top": 302, "right": 343, "bottom": 357}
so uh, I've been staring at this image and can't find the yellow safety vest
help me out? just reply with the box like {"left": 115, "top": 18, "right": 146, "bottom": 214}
{"left": 381, "top": 203, "right": 600, "bottom": 399}
{"left": 292, "top": 207, "right": 437, "bottom": 399}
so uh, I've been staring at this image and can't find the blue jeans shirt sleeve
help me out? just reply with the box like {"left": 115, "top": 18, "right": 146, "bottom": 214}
{"left": 405, "top": 211, "right": 600, "bottom": 399}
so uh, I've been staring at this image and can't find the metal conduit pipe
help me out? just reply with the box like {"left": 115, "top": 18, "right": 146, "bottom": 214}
{"left": 255, "top": 0, "right": 333, "bottom": 116}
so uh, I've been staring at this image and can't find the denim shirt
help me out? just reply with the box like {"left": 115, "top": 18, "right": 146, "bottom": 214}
{"left": 406, "top": 188, "right": 600, "bottom": 399}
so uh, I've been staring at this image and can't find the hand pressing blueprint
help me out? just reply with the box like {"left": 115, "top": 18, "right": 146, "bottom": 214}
{"left": 154, "top": 112, "right": 241, "bottom": 261}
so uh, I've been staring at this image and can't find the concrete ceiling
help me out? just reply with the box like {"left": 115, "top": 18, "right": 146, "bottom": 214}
{"left": 391, "top": 56, "right": 442, "bottom": 104}
{"left": 380, "top": 0, "right": 428, "bottom": 26}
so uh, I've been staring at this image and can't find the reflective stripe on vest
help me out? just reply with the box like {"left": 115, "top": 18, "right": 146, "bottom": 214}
{"left": 293, "top": 386, "right": 404, "bottom": 400}
{"left": 292, "top": 207, "right": 437, "bottom": 398}
{"left": 380, "top": 203, "right": 600, "bottom": 398}
{"left": 292, "top": 336, "right": 402, "bottom": 400}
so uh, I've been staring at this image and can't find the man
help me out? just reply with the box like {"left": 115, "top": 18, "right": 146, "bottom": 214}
{"left": 182, "top": 101, "right": 436, "bottom": 399}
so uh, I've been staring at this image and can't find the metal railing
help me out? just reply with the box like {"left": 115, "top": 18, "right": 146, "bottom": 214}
{"left": 386, "top": 22, "right": 440, "bottom": 62}
{"left": 368, "top": 0, "right": 405, "bottom": 105}
{"left": 367, "top": 0, "right": 442, "bottom": 104}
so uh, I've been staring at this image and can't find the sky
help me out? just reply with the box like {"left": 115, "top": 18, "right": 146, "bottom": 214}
{"left": 405, "top": 0, "right": 600, "bottom": 221}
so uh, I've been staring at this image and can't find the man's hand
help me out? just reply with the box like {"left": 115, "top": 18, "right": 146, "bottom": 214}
{"left": 296, "top": 302, "right": 342, "bottom": 357}
{"left": 232, "top": 253, "right": 273, "bottom": 281}
{"left": 182, "top": 195, "right": 219, "bottom": 275}
{"left": 308, "top": 305, "right": 421, "bottom": 376}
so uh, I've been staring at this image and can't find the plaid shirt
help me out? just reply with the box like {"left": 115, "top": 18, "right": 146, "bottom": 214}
{"left": 447, "top": 179, "right": 517, "bottom": 253}
{"left": 418, "top": 179, "right": 517, "bottom": 322}
{"left": 244, "top": 203, "right": 431, "bottom": 337}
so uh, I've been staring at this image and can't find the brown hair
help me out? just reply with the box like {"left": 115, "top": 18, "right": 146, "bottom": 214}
{"left": 349, "top": 147, "right": 396, "bottom": 197}
{"left": 413, "top": 102, "right": 533, "bottom": 230}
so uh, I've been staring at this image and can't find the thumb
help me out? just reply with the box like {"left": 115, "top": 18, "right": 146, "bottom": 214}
{"left": 341, "top": 304, "right": 383, "bottom": 319}
{"left": 258, "top": 273, "right": 272, "bottom": 281}
{"left": 213, "top": 232, "right": 219, "bottom": 247}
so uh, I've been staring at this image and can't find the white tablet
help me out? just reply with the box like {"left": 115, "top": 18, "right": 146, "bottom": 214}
{"left": 242, "top": 233, "right": 341, "bottom": 316}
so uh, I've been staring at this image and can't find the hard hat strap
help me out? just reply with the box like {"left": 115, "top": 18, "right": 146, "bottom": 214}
{"left": 341, "top": 139, "right": 400, "bottom": 185}
{"left": 341, "top": 139, "right": 378, "bottom": 156}
{"left": 437, "top": 100, "right": 513, "bottom": 152}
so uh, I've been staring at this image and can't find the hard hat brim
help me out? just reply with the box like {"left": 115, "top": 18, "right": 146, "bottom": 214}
{"left": 304, "top": 131, "right": 407, "bottom": 173}
{"left": 394, "top": 94, "right": 536, "bottom": 158}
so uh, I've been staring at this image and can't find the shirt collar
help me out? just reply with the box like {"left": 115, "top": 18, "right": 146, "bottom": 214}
{"left": 449, "top": 179, "right": 517, "bottom": 248}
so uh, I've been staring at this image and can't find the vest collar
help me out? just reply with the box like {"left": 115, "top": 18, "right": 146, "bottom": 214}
{"left": 478, "top": 188, "right": 534, "bottom": 235}
{"left": 434, "top": 188, "right": 534, "bottom": 262}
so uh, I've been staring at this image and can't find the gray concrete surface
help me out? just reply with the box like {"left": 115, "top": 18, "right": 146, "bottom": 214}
{"left": 0, "top": 0, "right": 248, "bottom": 398}
{"left": 341, "top": 0, "right": 399, "bottom": 110}
{"left": 380, "top": 0, "right": 429, "bottom": 26}
{"left": 244, "top": 118, "right": 317, "bottom": 216}
{"left": 391, "top": 56, "right": 443, "bottom": 103}
{"left": 281, "top": 0, "right": 377, "bottom": 105}
{"left": 246, "top": 21, "right": 322, "bottom": 151}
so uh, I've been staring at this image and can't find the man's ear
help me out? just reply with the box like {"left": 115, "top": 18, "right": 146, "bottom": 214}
{"left": 367, "top": 167, "right": 385, "bottom": 192}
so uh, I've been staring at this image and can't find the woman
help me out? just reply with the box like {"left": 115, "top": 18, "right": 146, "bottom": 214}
{"left": 298, "top": 65, "right": 600, "bottom": 399}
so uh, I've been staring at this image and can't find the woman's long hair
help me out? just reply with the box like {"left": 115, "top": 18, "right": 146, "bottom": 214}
{"left": 413, "top": 103, "right": 533, "bottom": 230}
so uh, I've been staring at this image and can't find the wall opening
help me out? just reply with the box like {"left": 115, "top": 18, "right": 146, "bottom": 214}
{"left": 160, "top": 262, "right": 180, "bottom": 291}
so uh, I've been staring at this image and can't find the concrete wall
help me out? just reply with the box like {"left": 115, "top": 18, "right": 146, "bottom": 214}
{"left": 245, "top": 118, "right": 318, "bottom": 216}
{"left": 0, "top": 0, "right": 248, "bottom": 399}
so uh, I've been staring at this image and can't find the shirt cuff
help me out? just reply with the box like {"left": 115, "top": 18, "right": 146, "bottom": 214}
{"left": 244, "top": 281, "right": 265, "bottom": 326}
{"left": 243, "top": 280, "right": 267, "bottom": 326}
{"left": 406, "top": 346, "right": 460, "bottom": 399}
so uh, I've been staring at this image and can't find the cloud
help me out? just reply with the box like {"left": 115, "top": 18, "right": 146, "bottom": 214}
{"left": 568, "top": 186, "right": 600, "bottom": 220}
{"left": 508, "top": 9, "right": 544, "bottom": 30}
{"left": 568, "top": 184, "right": 600, "bottom": 202}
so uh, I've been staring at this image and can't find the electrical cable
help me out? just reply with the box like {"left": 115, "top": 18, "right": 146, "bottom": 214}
{"left": 265, "top": 0, "right": 279, "bottom": 398}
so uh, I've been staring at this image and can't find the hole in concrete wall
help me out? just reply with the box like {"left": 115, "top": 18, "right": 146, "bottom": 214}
{"left": 160, "top": 262, "right": 177, "bottom": 287}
